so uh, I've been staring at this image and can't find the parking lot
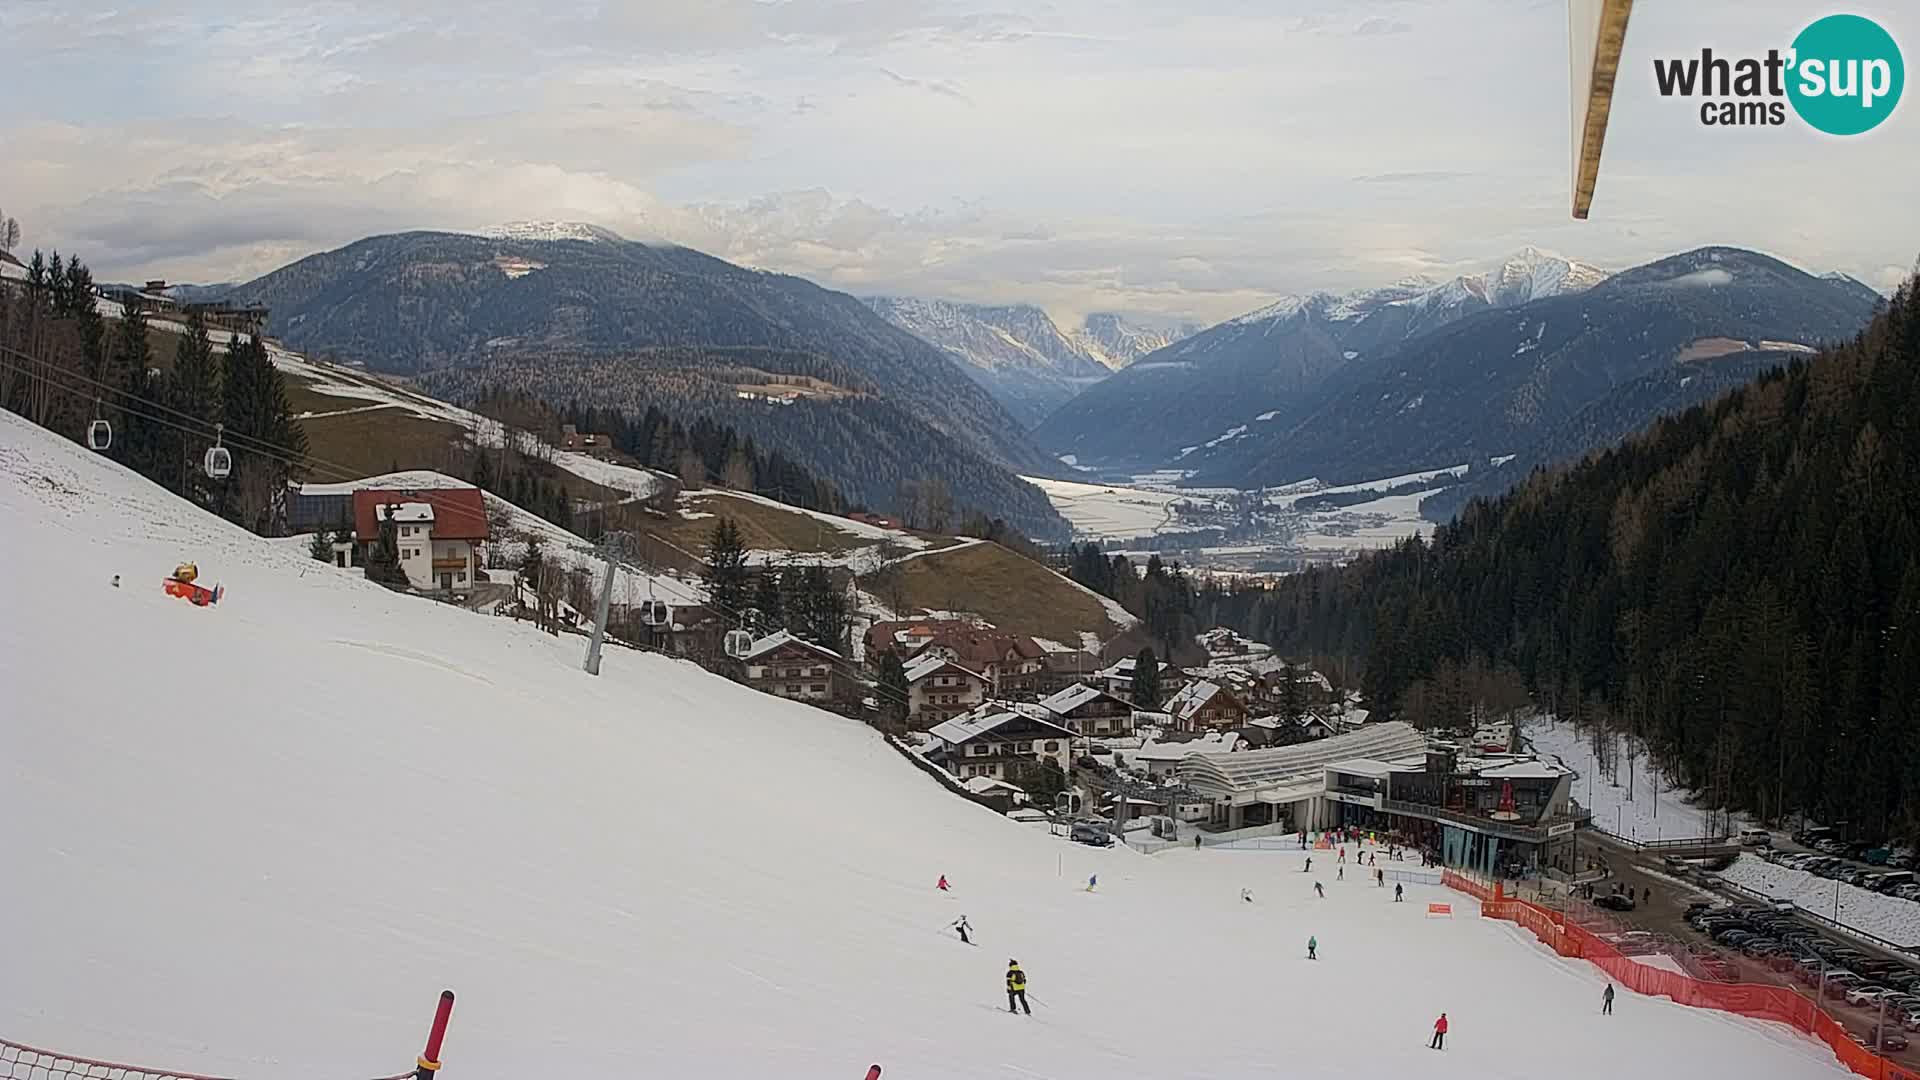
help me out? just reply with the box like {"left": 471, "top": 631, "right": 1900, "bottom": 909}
{"left": 1563, "top": 831, "right": 1920, "bottom": 1069}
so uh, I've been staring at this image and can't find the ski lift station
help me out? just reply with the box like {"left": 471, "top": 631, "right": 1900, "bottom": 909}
{"left": 1172, "top": 722, "right": 1589, "bottom": 876}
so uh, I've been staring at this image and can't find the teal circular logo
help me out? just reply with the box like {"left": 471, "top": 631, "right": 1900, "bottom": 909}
{"left": 1787, "top": 14, "right": 1904, "bottom": 135}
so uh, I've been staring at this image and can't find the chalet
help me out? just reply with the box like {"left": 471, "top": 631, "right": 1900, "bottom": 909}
{"left": 927, "top": 705, "right": 1076, "bottom": 783}
{"left": 1037, "top": 683, "right": 1134, "bottom": 738}
{"left": 741, "top": 631, "right": 842, "bottom": 704}
{"left": 905, "top": 653, "right": 990, "bottom": 728}
{"left": 1165, "top": 680, "right": 1250, "bottom": 733}
{"left": 1095, "top": 655, "right": 1184, "bottom": 704}
{"left": 867, "top": 620, "right": 1045, "bottom": 697}
{"left": 1034, "top": 649, "right": 1101, "bottom": 696}
{"left": 351, "top": 488, "right": 489, "bottom": 592}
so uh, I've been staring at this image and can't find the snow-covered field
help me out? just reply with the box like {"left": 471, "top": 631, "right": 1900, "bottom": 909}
{"left": 0, "top": 411, "right": 1856, "bottom": 1080}
{"left": 1525, "top": 717, "right": 1724, "bottom": 841}
{"left": 1717, "top": 856, "right": 1920, "bottom": 948}
{"left": 1021, "top": 475, "right": 1193, "bottom": 538}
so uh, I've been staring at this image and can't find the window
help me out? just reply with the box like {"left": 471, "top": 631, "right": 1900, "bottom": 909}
{"left": 968, "top": 745, "right": 987, "bottom": 757}
{"left": 810, "top": 684, "right": 826, "bottom": 693}
{"left": 786, "top": 684, "right": 802, "bottom": 694}
{"left": 1016, "top": 742, "right": 1032, "bottom": 753}
{"left": 1044, "top": 741, "right": 1058, "bottom": 752}
{"left": 456, "top": 571, "right": 466, "bottom": 583}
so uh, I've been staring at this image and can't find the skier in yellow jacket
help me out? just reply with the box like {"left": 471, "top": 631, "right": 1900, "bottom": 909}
{"left": 1006, "top": 960, "right": 1031, "bottom": 1014}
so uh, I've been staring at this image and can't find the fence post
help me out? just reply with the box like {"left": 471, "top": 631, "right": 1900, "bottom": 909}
{"left": 417, "top": 990, "right": 456, "bottom": 1080}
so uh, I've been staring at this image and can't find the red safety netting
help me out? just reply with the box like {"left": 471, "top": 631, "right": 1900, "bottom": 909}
{"left": 1, "top": 1039, "right": 413, "bottom": 1080}
{"left": 1443, "top": 874, "right": 1920, "bottom": 1080}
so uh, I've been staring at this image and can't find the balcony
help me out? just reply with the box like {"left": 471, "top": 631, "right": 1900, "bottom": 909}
{"left": 431, "top": 557, "right": 469, "bottom": 572}
{"left": 1380, "top": 798, "right": 1591, "bottom": 844}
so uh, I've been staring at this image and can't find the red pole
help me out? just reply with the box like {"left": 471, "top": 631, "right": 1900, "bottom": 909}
{"left": 864, "top": 1068, "right": 882, "bottom": 1080}
{"left": 416, "top": 990, "right": 456, "bottom": 1080}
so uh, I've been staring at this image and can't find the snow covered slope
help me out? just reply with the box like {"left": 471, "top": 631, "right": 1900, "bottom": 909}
{"left": 0, "top": 411, "right": 1853, "bottom": 1080}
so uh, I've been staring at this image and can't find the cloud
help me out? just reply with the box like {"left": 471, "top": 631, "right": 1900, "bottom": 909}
{"left": 2, "top": 0, "right": 1914, "bottom": 329}
{"left": 1353, "top": 16, "right": 1412, "bottom": 36}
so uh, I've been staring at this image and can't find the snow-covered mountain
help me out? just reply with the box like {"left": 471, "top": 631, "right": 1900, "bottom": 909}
{"left": 1034, "top": 248, "right": 1609, "bottom": 464}
{"left": 3, "top": 407, "right": 1851, "bottom": 1080}
{"left": 471, "top": 220, "right": 624, "bottom": 244}
{"left": 863, "top": 297, "right": 1113, "bottom": 429}
{"left": 1071, "top": 313, "right": 1194, "bottom": 370}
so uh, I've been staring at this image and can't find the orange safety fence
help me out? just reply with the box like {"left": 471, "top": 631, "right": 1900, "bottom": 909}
{"left": 1442, "top": 874, "right": 1920, "bottom": 1080}
{"left": 0, "top": 1039, "right": 413, "bottom": 1080}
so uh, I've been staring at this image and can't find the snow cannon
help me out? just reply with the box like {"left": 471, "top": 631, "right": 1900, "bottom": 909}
{"left": 163, "top": 563, "right": 223, "bottom": 607}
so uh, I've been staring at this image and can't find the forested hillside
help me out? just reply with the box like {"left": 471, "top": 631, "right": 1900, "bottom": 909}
{"left": 1216, "top": 271, "right": 1920, "bottom": 841}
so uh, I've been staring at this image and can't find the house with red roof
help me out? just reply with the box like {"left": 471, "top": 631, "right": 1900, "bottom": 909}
{"left": 351, "top": 488, "right": 490, "bottom": 592}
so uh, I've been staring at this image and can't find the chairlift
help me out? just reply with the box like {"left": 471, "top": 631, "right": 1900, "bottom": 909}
{"left": 640, "top": 599, "right": 671, "bottom": 628}
{"left": 723, "top": 629, "right": 753, "bottom": 658}
{"left": 203, "top": 423, "right": 231, "bottom": 479}
{"left": 87, "top": 419, "right": 112, "bottom": 451}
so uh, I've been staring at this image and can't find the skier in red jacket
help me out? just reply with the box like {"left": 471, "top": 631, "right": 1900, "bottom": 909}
{"left": 1430, "top": 1013, "right": 1448, "bottom": 1050}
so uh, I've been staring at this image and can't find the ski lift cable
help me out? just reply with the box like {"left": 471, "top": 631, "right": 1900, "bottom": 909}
{"left": 1, "top": 351, "right": 914, "bottom": 708}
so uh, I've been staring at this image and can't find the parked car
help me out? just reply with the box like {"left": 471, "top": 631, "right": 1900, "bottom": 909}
{"left": 1595, "top": 893, "right": 1636, "bottom": 912}
{"left": 1069, "top": 822, "right": 1114, "bottom": 847}
{"left": 1865, "top": 1027, "right": 1910, "bottom": 1051}
{"left": 1846, "top": 986, "right": 1893, "bottom": 1007}
{"left": 1739, "top": 828, "right": 1773, "bottom": 847}
{"left": 1827, "top": 974, "right": 1867, "bottom": 999}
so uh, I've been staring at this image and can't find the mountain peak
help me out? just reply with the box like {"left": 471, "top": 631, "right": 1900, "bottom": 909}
{"left": 473, "top": 221, "right": 623, "bottom": 244}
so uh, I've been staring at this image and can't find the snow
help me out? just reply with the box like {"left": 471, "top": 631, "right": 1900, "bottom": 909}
{"left": 1491, "top": 454, "right": 1517, "bottom": 467}
{"left": 0, "top": 411, "right": 1861, "bottom": 1080}
{"left": 1227, "top": 294, "right": 1313, "bottom": 325}
{"left": 472, "top": 221, "right": 618, "bottom": 243}
{"left": 1021, "top": 476, "right": 1188, "bottom": 540}
{"left": 1523, "top": 717, "right": 1725, "bottom": 841}
{"left": 1289, "top": 488, "right": 1445, "bottom": 552}
{"left": 1254, "top": 410, "right": 1280, "bottom": 422}
{"left": 1716, "top": 857, "right": 1920, "bottom": 948}
{"left": 1629, "top": 953, "right": 1693, "bottom": 977}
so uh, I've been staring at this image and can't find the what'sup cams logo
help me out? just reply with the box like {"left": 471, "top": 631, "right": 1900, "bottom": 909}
{"left": 1653, "top": 14, "right": 1903, "bottom": 134}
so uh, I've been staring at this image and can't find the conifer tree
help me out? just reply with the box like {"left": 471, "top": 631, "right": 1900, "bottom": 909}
{"left": 1132, "top": 647, "right": 1162, "bottom": 709}
{"left": 168, "top": 312, "right": 221, "bottom": 500}
{"left": 703, "top": 516, "right": 750, "bottom": 622}
{"left": 877, "top": 649, "right": 910, "bottom": 733}
{"left": 751, "top": 570, "right": 785, "bottom": 636}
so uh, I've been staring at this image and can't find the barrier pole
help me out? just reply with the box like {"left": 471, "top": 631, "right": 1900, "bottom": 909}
{"left": 416, "top": 990, "right": 456, "bottom": 1080}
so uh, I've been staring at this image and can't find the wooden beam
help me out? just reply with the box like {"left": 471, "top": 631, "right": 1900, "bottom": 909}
{"left": 1569, "top": 0, "right": 1635, "bottom": 220}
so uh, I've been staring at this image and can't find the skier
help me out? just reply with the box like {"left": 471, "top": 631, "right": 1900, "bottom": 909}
{"left": 1395, "top": 882, "right": 1405, "bottom": 902}
{"left": 1369, "top": 853, "right": 1377, "bottom": 867}
{"left": 1195, "top": 834, "right": 1202, "bottom": 850}
{"left": 937, "top": 875, "right": 950, "bottom": 892}
{"left": 1241, "top": 888, "right": 1254, "bottom": 903}
{"left": 1006, "top": 960, "right": 1031, "bottom": 1015}
{"left": 1430, "top": 1013, "right": 1448, "bottom": 1050}
{"left": 1642, "top": 886, "right": 1650, "bottom": 905}
{"left": 1338, "top": 846, "right": 1346, "bottom": 864}
{"left": 1086, "top": 873, "right": 1097, "bottom": 893}
{"left": 1307, "top": 935, "right": 1318, "bottom": 960}
{"left": 1602, "top": 983, "right": 1615, "bottom": 1016}
{"left": 1376, "top": 868, "right": 1384, "bottom": 887}
{"left": 1314, "top": 881, "right": 1325, "bottom": 898}
{"left": 1304, "top": 856, "right": 1312, "bottom": 872}
{"left": 953, "top": 915, "right": 973, "bottom": 945}
{"left": 111, "top": 574, "right": 120, "bottom": 588}
{"left": 1337, "top": 866, "right": 1344, "bottom": 881}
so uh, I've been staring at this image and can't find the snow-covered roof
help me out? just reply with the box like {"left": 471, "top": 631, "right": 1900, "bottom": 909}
{"left": 1477, "top": 760, "right": 1572, "bottom": 781}
{"left": 962, "top": 776, "right": 1028, "bottom": 798}
{"left": 1037, "top": 682, "right": 1112, "bottom": 715}
{"left": 904, "top": 652, "right": 984, "bottom": 684}
{"left": 375, "top": 502, "right": 435, "bottom": 524}
{"left": 1130, "top": 731, "right": 1240, "bottom": 762}
{"left": 1179, "top": 722, "right": 1428, "bottom": 795}
{"left": 742, "top": 630, "right": 841, "bottom": 663}
{"left": 928, "top": 708, "right": 1073, "bottom": 747}
{"left": 1166, "top": 680, "right": 1225, "bottom": 723}
{"left": 1326, "top": 758, "right": 1397, "bottom": 779}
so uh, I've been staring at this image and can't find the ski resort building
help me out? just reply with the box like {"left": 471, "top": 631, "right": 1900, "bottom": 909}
{"left": 1175, "top": 722, "right": 1430, "bottom": 833}
{"left": 925, "top": 705, "right": 1075, "bottom": 782}
{"left": 351, "top": 488, "right": 489, "bottom": 591}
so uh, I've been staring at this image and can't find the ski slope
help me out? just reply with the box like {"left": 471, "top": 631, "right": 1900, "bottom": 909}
{"left": 0, "top": 411, "right": 1854, "bottom": 1080}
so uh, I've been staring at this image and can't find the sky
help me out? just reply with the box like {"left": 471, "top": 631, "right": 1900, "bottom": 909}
{"left": 3, "top": 0, "right": 1916, "bottom": 328}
